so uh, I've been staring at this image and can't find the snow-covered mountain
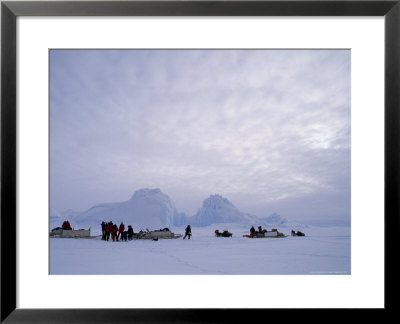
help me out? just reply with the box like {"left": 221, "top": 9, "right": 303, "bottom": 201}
{"left": 65, "top": 188, "right": 183, "bottom": 230}
{"left": 187, "top": 194, "right": 260, "bottom": 227}
{"left": 51, "top": 189, "right": 291, "bottom": 229}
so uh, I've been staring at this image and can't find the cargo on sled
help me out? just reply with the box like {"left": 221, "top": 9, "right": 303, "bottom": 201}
{"left": 50, "top": 227, "right": 92, "bottom": 238}
{"left": 243, "top": 227, "right": 287, "bottom": 238}
{"left": 134, "top": 228, "right": 182, "bottom": 240}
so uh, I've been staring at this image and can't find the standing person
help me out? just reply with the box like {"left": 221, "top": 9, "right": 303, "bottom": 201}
{"left": 183, "top": 225, "right": 192, "bottom": 240}
{"left": 101, "top": 221, "right": 106, "bottom": 240}
{"left": 258, "top": 226, "right": 263, "bottom": 233}
{"left": 127, "top": 225, "right": 134, "bottom": 240}
{"left": 250, "top": 226, "right": 256, "bottom": 235}
{"left": 111, "top": 224, "right": 119, "bottom": 242}
{"left": 105, "top": 222, "right": 111, "bottom": 241}
{"left": 110, "top": 224, "right": 115, "bottom": 242}
{"left": 120, "top": 231, "right": 128, "bottom": 242}
{"left": 118, "top": 222, "right": 125, "bottom": 240}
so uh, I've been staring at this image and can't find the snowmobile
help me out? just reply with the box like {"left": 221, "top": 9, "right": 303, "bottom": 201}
{"left": 243, "top": 229, "right": 286, "bottom": 238}
{"left": 215, "top": 229, "right": 232, "bottom": 237}
{"left": 291, "top": 230, "right": 305, "bottom": 237}
{"left": 134, "top": 228, "right": 182, "bottom": 240}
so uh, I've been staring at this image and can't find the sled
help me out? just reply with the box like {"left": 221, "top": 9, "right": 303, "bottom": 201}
{"left": 50, "top": 227, "right": 93, "bottom": 238}
{"left": 243, "top": 231, "right": 287, "bottom": 238}
{"left": 134, "top": 229, "right": 182, "bottom": 240}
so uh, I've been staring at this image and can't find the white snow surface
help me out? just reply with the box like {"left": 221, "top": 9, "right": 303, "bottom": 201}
{"left": 50, "top": 223, "right": 350, "bottom": 275}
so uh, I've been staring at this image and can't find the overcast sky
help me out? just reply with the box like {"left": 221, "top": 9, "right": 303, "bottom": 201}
{"left": 50, "top": 49, "right": 350, "bottom": 225}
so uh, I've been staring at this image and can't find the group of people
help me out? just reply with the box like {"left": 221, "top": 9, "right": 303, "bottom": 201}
{"left": 250, "top": 225, "right": 265, "bottom": 235}
{"left": 101, "top": 221, "right": 135, "bottom": 242}
{"left": 100, "top": 222, "right": 193, "bottom": 241}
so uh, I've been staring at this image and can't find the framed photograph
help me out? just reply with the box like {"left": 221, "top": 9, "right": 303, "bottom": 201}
{"left": 1, "top": 0, "right": 399, "bottom": 322}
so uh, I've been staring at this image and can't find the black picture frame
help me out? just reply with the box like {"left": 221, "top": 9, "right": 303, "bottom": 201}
{"left": 1, "top": 0, "right": 399, "bottom": 322}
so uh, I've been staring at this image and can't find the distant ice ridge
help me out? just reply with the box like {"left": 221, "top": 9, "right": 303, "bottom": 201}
{"left": 56, "top": 188, "right": 183, "bottom": 230}
{"left": 52, "top": 189, "right": 289, "bottom": 229}
{"left": 187, "top": 194, "right": 260, "bottom": 227}
{"left": 259, "top": 213, "right": 288, "bottom": 225}
{"left": 129, "top": 188, "right": 177, "bottom": 228}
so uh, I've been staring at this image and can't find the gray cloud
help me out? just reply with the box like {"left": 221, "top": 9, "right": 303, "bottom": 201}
{"left": 50, "top": 49, "right": 350, "bottom": 224}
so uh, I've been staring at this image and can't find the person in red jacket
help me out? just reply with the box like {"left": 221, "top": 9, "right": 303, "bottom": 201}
{"left": 118, "top": 222, "right": 125, "bottom": 240}
{"left": 111, "top": 224, "right": 119, "bottom": 242}
{"left": 62, "top": 220, "right": 72, "bottom": 230}
{"left": 105, "top": 222, "right": 112, "bottom": 241}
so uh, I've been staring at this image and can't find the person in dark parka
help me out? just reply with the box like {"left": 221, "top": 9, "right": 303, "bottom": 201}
{"left": 101, "top": 221, "right": 106, "bottom": 240}
{"left": 127, "top": 225, "right": 134, "bottom": 240}
{"left": 120, "top": 231, "right": 128, "bottom": 241}
{"left": 183, "top": 225, "right": 192, "bottom": 239}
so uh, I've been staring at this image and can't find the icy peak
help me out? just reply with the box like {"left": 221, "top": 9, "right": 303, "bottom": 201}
{"left": 131, "top": 188, "right": 162, "bottom": 199}
{"left": 74, "top": 188, "right": 179, "bottom": 229}
{"left": 190, "top": 194, "right": 255, "bottom": 226}
{"left": 202, "top": 194, "right": 235, "bottom": 209}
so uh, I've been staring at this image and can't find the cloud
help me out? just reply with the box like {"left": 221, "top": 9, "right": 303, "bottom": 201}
{"left": 50, "top": 49, "right": 350, "bottom": 223}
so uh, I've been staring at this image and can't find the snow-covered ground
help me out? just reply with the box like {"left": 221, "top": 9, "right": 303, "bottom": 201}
{"left": 50, "top": 224, "right": 350, "bottom": 275}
